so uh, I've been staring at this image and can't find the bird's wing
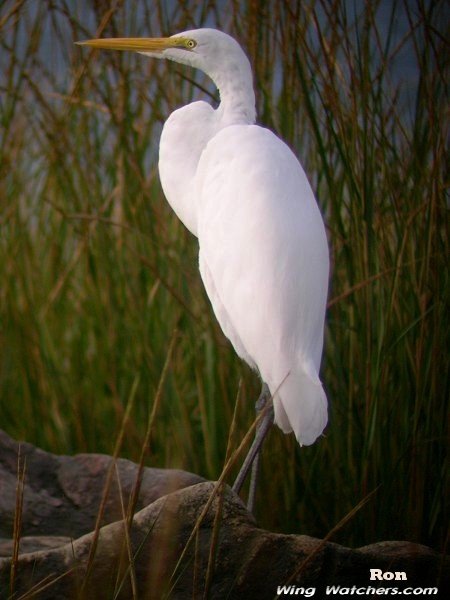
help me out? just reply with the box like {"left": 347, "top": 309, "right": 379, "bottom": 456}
{"left": 195, "top": 125, "right": 329, "bottom": 445}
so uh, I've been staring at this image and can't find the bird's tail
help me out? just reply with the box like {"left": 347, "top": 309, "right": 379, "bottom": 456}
{"left": 272, "top": 363, "right": 328, "bottom": 446}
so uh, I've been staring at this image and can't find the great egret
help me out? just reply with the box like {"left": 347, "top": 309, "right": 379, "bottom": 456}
{"left": 77, "top": 28, "right": 329, "bottom": 509}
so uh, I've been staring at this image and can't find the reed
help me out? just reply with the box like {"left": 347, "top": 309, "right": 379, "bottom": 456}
{"left": 0, "top": 0, "right": 447, "bottom": 555}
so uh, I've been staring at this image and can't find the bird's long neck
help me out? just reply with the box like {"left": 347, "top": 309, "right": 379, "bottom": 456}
{"left": 210, "top": 62, "right": 256, "bottom": 126}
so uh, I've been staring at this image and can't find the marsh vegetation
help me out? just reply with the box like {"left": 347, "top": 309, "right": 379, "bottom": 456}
{"left": 0, "top": 0, "right": 447, "bottom": 553}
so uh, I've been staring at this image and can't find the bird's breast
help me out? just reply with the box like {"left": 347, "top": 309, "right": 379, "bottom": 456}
{"left": 158, "top": 101, "right": 218, "bottom": 236}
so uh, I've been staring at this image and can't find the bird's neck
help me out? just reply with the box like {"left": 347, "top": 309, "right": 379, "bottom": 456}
{"left": 212, "top": 66, "right": 256, "bottom": 126}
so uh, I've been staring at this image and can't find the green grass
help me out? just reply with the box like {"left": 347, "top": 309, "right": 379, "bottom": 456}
{"left": 0, "top": 0, "right": 448, "bottom": 553}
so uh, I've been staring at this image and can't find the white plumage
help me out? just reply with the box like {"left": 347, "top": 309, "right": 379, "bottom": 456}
{"left": 78, "top": 28, "right": 329, "bottom": 447}
{"left": 195, "top": 124, "right": 328, "bottom": 445}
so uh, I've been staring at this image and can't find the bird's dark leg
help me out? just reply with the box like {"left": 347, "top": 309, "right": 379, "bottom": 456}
{"left": 232, "top": 383, "right": 274, "bottom": 512}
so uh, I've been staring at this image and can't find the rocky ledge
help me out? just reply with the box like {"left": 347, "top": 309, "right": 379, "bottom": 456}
{"left": 0, "top": 429, "right": 447, "bottom": 599}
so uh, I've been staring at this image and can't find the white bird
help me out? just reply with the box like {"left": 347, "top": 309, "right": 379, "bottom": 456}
{"left": 77, "top": 29, "right": 329, "bottom": 508}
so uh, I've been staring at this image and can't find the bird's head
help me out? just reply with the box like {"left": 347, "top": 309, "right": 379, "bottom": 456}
{"left": 76, "top": 28, "right": 250, "bottom": 86}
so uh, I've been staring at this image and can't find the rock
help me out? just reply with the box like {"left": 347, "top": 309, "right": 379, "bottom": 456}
{"left": 0, "top": 430, "right": 448, "bottom": 599}
{"left": 0, "top": 429, "right": 204, "bottom": 551}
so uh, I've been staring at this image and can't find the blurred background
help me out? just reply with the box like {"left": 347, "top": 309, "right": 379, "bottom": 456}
{"left": 0, "top": 0, "right": 448, "bottom": 551}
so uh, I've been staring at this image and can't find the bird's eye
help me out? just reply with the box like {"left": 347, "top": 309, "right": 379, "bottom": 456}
{"left": 185, "top": 39, "right": 196, "bottom": 49}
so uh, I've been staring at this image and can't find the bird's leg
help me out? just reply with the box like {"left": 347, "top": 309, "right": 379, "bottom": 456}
{"left": 232, "top": 383, "right": 274, "bottom": 512}
{"left": 246, "top": 385, "right": 274, "bottom": 513}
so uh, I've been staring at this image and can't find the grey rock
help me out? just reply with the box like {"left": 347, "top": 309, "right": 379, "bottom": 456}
{"left": 0, "top": 429, "right": 204, "bottom": 547}
{"left": 0, "top": 430, "right": 447, "bottom": 599}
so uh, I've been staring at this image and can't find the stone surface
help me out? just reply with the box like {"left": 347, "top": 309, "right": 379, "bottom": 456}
{"left": 0, "top": 429, "right": 448, "bottom": 599}
{"left": 0, "top": 429, "right": 204, "bottom": 547}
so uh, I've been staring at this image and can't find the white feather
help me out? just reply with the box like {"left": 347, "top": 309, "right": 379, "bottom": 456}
{"left": 156, "top": 29, "right": 329, "bottom": 446}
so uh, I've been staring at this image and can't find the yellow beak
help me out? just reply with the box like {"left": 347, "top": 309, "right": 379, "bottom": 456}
{"left": 75, "top": 37, "right": 182, "bottom": 53}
